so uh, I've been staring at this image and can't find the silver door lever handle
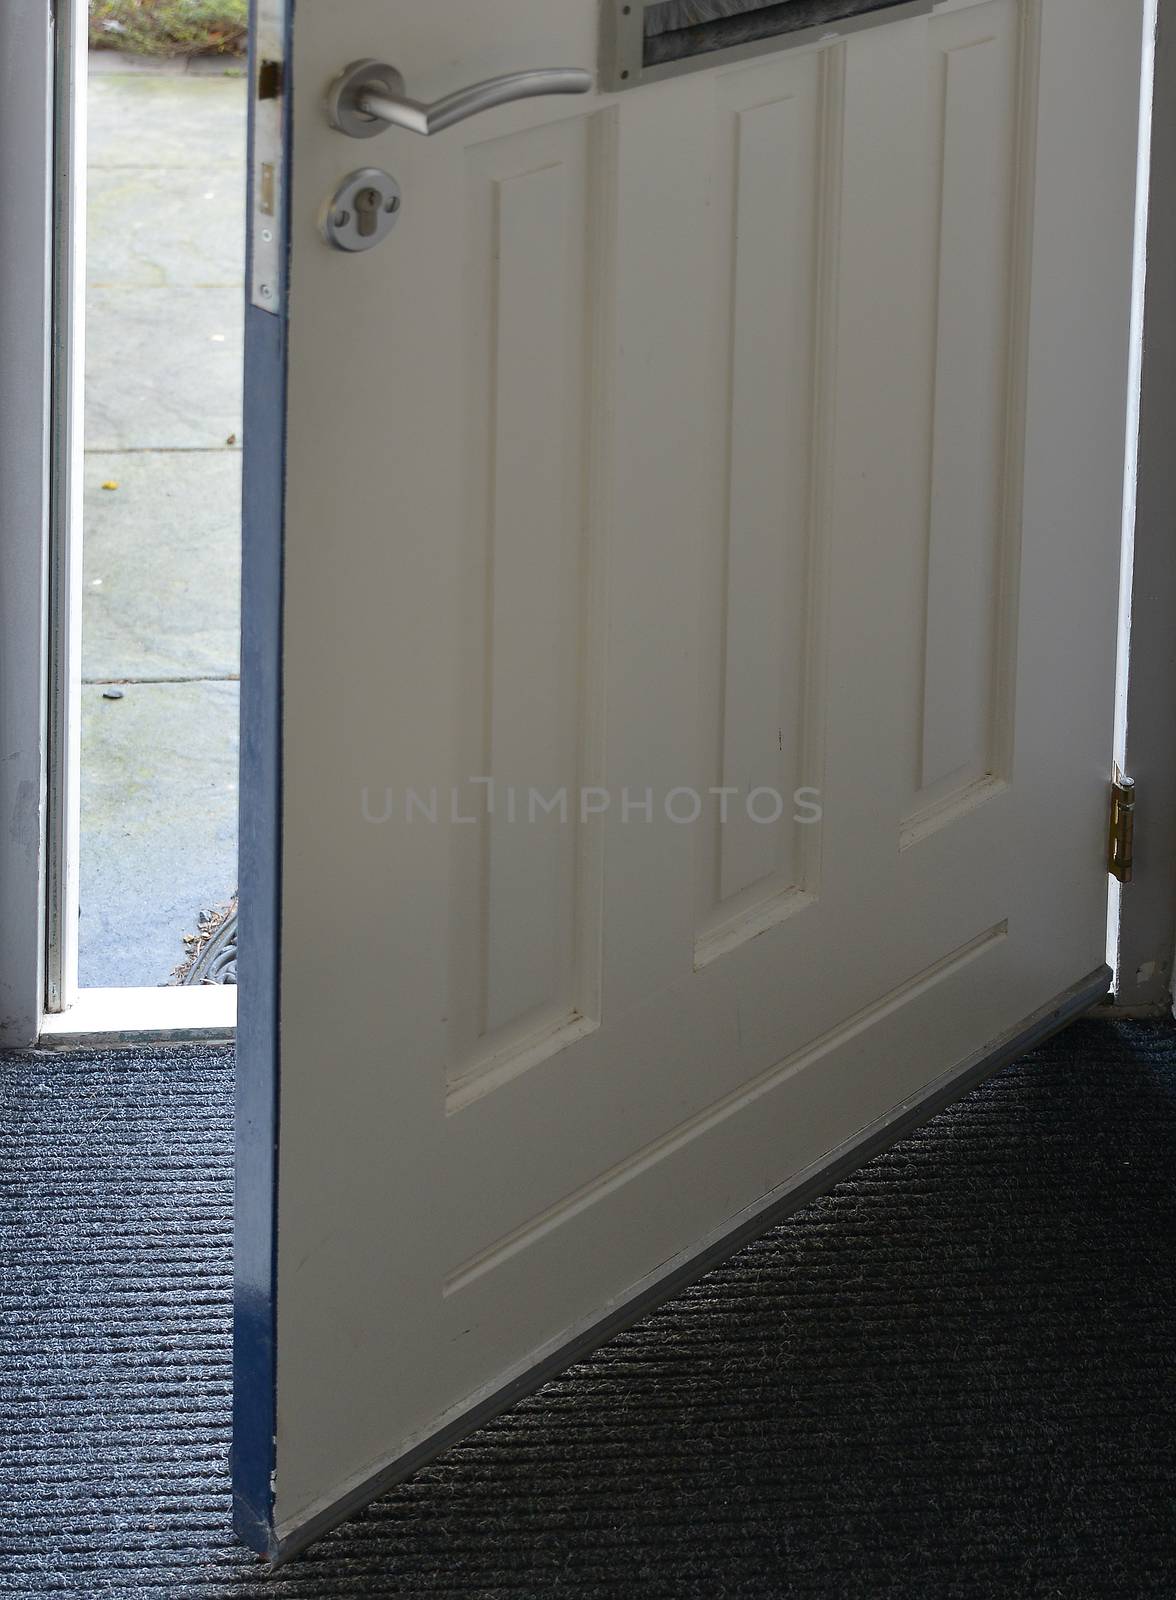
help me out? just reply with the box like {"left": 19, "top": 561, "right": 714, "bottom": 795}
{"left": 326, "top": 60, "right": 593, "bottom": 140}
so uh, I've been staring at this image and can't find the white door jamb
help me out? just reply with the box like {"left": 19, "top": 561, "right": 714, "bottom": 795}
{"left": 0, "top": 0, "right": 54, "bottom": 1052}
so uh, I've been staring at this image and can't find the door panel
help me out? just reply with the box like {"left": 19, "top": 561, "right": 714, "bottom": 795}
{"left": 235, "top": 0, "right": 1144, "bottom": 1557}
{"left": 700, "top": 52, "right": 825, "bottom": 932}
{"left": 913, "top": 13, "right": 1021, "bottom": 813}
{"left": 451, "top": 113, "right": 600, "bottom": 1082}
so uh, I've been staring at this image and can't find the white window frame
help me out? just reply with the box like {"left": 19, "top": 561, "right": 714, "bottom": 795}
{"left": 1, "top": 0, "right": 1172, "bottom": 1051}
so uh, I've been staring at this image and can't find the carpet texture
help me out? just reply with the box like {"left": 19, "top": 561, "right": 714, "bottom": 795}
{"left": 3, "top": 1019, "right": 1176, "bottom": 1597}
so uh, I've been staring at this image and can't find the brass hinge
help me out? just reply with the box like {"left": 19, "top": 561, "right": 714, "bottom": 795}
{"left": 1108, "top": 771, "right": 1136, "bottom": 884}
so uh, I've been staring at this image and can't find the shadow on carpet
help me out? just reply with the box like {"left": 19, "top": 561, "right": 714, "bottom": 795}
{"left": 3, "top": 1018, "right": 1175, "bottom": 1597}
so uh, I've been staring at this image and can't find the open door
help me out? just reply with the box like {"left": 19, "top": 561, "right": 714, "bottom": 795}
{"left": 234, "top": 0, "right": 1145, "bottom": 1560}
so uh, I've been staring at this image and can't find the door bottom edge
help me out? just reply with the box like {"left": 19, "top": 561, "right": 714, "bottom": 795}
{"left": 263, "top": 962, "right": 1111, "bottom": 1566}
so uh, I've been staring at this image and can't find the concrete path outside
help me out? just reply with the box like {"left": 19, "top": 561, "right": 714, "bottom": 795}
{"left": 80, "top": 60, "right": 246, "bottom": 987}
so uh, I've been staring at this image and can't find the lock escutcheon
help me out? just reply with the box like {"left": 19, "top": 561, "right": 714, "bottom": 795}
{"left": 322, "top": 167, "right": 402, "bottom": 252}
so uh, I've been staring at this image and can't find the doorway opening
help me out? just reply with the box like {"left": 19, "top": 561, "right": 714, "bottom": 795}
{"left": 45, "top": 0, "right": 246, "bottom": 1034}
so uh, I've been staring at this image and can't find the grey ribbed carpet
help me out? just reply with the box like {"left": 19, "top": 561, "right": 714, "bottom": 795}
{"left": 3, "top": 1019, "right": 1176, "bottom": 1597}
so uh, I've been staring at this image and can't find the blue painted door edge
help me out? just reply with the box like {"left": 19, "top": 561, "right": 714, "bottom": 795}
{"left": 232, "top": 0, "right": 292, "bottom": 1559}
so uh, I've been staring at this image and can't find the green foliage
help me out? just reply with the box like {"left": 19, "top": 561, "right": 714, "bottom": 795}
{"left": 89, "top": 0, "right": 248, "bottom": 58}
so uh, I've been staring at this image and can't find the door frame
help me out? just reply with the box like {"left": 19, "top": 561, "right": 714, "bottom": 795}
{"left": 0, "top": 0, "right": 53, "bottom": 1052}
{"left": 0, "top": 0, "right": 1171, "bottom": 1043}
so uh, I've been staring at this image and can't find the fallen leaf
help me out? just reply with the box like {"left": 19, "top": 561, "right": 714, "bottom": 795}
{"left": 101, "top": 481, "right": 119, "bottom": 491}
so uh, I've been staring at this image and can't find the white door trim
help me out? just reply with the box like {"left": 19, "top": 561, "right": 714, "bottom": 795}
{"left": 0, "top": 0, "right": 53, "bottom": 1052}
{"left": 37, "top": 983, "right": 237, "bottom": 1049}
{"left": 44, "top": 0, "right": 87, "bottom": 1019}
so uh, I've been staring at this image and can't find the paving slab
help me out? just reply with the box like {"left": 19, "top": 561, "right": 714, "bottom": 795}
{"left": 79, "top": 681, "right": 239, "bottom": 988}
{"left": 89, "top": 50, "right": 247, "bottom": 77}
{"left": 85, "top": 285, "right": 243, "bottom": 449}
{"left": 88, "top": 72, "right": 247, "bottom": 170}
{"left": 88, "top": 165, "right": 244, "bottom": 288}
{"left": 82, "top": 451, "right": 241, "bottom": 683}
{"left": 79, "top": 65, "right": 246, "bottom": 989}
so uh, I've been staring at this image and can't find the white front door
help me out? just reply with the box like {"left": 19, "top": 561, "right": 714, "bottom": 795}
{"left": 234, "top": 0, "right": 1145, "bottom": 1559}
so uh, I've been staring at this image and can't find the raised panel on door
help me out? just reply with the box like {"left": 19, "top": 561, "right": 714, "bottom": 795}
{"left": 905, "top": 1, "right": 1025, "bottom": 838}
{"left": 448, "top": 113, "right": 603, "bottom": 1099}
{"left": 235, "top": 0, "right": 1144, "bottom": 1560}
{"left": 694, "top": 50, "right": 828, "bottom": 959}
